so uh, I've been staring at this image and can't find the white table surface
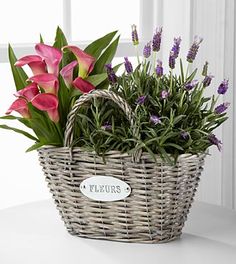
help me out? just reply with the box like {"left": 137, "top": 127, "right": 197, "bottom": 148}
{"left": 0, "top": 199, "right": 235, "bottom": 264}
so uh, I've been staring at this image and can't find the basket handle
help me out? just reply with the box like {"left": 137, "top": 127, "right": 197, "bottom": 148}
{"left": 64, "top": 90, "right": 141, "bottom": 161}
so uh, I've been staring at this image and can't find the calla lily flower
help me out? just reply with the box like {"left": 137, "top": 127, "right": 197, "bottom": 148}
{"left": 28, "top": 73, "right": 59, "bottom": 95}
{"left": 14, "top": 83, "right": 39, "bottom": 101}
{"left": 63, "top": 46, "right": 95, "bottom": 78}
{"left": 35, "top": 43, "right": 62, "bottom": 76}
{"left": 60, "top": 60, "right": 78, "bottom": 87}
{"left": 31, "top": 93, "right": 59, "bottom": 123}
{"left": 6, "top": 98, "right": 30, "bottom": 118}
{"left": 73, "top": 77, "right": 95, "bottom": 94}
{"left": 15, "top": 55, "right": 46, "bottom": 75}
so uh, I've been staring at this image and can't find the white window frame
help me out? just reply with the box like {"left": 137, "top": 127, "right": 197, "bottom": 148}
{"left": 0, "top": 0, "right": 157, "bottom": 62}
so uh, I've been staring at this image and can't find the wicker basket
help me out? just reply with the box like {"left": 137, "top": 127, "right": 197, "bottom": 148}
{"left": 38, "top": 90, "right": 205, "bottom": 243}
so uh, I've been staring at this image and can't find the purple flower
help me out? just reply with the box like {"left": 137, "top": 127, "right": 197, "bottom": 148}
{"left": 105, "top": 64, "right": 117, "bottom": 84}
{"left": 214, "top": 102, "right": 230, "bottom": 114}
{"left": 208, "top": 134, "right": 222, "bottom": 151}
{"left": 217, "top": 79, "right": 229, "bottom": 94}
{"left": 136, "top": 95, "right": 146, "bottom": 105}
{"left": 171, "top": 37, "right": 181, "bottom": 59}
{"left": 169, "top": 51, "right": 176, "bottom": 69}
{"left": 185, "top": 80, "right": 198, "bottom": 91}
{"left": 156, "top": 59, "right": 163, "bottom": 77}
{"left": 143, "top": 41, "right": 151, "bottom": 58}
{"left": 187, "top": 36, "right": 203, "bottom": 63}
{"left": 160, "top": 90, "right": 169, "bottom": 99}
{"left": 131, "top": 24, "right": 139, "bottom": 45}
{"left": 124, "top": 57, "right": 133, "bottom": 74}
{"left": 102, "top": 122, "right": 112, "bottom": 131}
{"left": 152, "top": 27, "right": 162, "bottom": 52}
{"left": 203, "top": 75, "right": 214, "bottom": 87}
{"left": 180, "top": 131, "right": 189, "bottom": 140}
{"left": 150, "top": 115, "right": 161, "bottom": 125}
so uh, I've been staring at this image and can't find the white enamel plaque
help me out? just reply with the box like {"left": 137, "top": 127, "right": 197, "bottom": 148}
{"left": 80, "top": 176, "right": 131, "bottom": 202}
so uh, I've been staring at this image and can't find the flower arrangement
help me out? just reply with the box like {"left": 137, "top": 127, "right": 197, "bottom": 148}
{"left": 0, "top": 26, "right": 229, "bottom": 164}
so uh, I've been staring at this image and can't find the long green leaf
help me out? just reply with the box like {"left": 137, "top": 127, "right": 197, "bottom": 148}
{"left": 92, "top": 36, "right": 120, "bottom": 74}
{"left": 39, "top": 34, "right": 44, "bottom": 43}
{"left": 8, "top": 44, "right": 28, "bottom": 91}
{"left": 0, "top": 124, "right": 38, "bottom": 141}
{"left": 86, "top": 73, "right": 108, "bottom": 86}
{"left": 53, "top": 26, "right": 68, "bottom": 49}
{"left": 26, "top": 142, "right": 45, "bottom": 152}
{"left": 53, "top": 26, "right": 76, "bottom": 68}
{"left": 0, "top": 115, "right": 32, "bottom": 128}
{"left": 84, "top": 31, "right": 118, "bottom": 59}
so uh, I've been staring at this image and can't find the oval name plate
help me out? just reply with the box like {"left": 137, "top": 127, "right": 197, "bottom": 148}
{"left": 80, "top": 176, "right": 131, "bottom": 202}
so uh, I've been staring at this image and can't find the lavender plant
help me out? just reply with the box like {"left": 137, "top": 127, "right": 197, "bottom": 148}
{"left": 74, "top": 25, "right": 229, "bottom": 164}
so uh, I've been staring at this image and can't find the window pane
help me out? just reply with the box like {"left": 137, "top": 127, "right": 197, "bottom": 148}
{"left": 71, "top": 0, "right": 139, "bottom": 41}
{"left": 0, "top": 0, "right": 63, "bottom": 44}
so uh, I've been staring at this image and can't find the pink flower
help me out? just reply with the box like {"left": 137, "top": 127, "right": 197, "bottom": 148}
{"left": 14, "top": 55, "right": 46, "bottom": 75}
{"left": 31, "top": 93, "right": 59, "bottom": 123}
{"left": 73, "top": 77, "right": 95, "bottom": 94}
{"left": 35, "top": 43, "right": 62, "bottom": 76}
{"left": 6, "top": 98, "right": 30, "bottom": 118}
{"left": 60, "top": 60, "right": 78, "bottom": 87}
{"left": 63, "top": 46, "right": 95, "bottom": 78}
{"left": 28, "top": 73, "right": 59, "bottom": 95}
{"left": 14, "top": 83, "right": 39, "bottom": 101}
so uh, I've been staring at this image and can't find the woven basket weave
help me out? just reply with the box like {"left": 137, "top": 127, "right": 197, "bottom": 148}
{"left": 38, "top": 90, "right": 205, "bottom": 243}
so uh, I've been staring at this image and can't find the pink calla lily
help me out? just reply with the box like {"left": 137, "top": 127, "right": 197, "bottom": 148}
{"left": 73, "top": 77, "right": 95, "bottom": 94}
{"left": 6, "top": 98, "right": 30, "bottom": 118}
{"left": 63, "top": 46, "right": 95, "bottom": 78}
{"left": 28, "top": 73, "right": 59, "bottom": 95}
{"left": 60, "top": 60, "right": 78, "bottom": 87}
{"left": 14, "top": 83, "right": 39, "bottom": 101}
{"left": 31, "top": 93, "right": 59, "bottom": 123}
{"left": 35, "top": 43, "right": 62, "bottom": 76}
{"left": 14, "top": 55, "right": 46, "bottom": 75}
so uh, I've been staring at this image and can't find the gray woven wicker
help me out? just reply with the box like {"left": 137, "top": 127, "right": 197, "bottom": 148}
{"left": 38, "top": 90, "right": 205, "bottom": 243}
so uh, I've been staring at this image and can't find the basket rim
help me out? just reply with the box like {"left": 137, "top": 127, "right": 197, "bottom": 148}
{"left": 38, "top": 145, "right": 207, "bottom": 161}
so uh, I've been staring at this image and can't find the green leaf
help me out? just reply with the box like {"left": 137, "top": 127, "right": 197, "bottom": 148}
{"left": 39, "top": 34, "right": 44, "bottom": 43}
{"left": 8, "top": 44, "right": 28, "bottom": 91}
{"left": 26, "top": 142, "right": 46, "bottom": 152}
{"left": 86, "top": 73, "right": 108, "bottom": 86}
{"left": 53, "top": 26, "right": 68, "bottom": 49}
{"left": 92, "top": 36, "right": 120, "bottom": 74}
{"left": 0, "top": 124, "right": 38, "bottom": 141}
{"left": 84, "top": 31, "right": 118, "bottom": 59}
{"left": 58, "top": 75, "right": 70, "bottom": 128}
{"left": 180, "top": 59, "right": 184, "bottom": 83}
{"left": 53, "top": 26, "right": 76, "bottom": 68}
{"left": 0, "top": 115, "right": 32, "bottom": 128}
{"left": 163, "top": 143, "right": 184, "bottom": 151}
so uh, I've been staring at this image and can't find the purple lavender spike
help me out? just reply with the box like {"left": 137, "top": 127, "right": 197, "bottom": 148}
{"left": 208, "top": 134, "right": 222, "bottom": 151}
{"left": 187, "top": 36, "right": 203, "bottom": 63}
{"left": 152, "top": 27, "right": 162, "bottom": 52}
{"left": 136, "top": 95, "right": 146, "bottom": 105}
{"left": 105, "top": 64, "right": 117, "bottom": 84}
{"left": 214, "top": 102, "right": 230, "bottom": 114}
{"left": 156, "top": 59, "right": 163, "bottom": 77}
{"left": 131, "top": 24, "right": 139, "bottom": 45}
{"left": 150, "top": 115, "right": 161, "bottom": 125}
{"left": 124, "top": 57, "right": 133, "bottom": 74}
{"left": 203, "top": 75, "right": 214, "bottom": 87}
{"left": 217, "top": 79, "right": 229, "bottom": 94}
{"left": 143, "top": 42, "right": 151, "bottom": 58}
